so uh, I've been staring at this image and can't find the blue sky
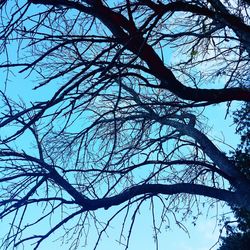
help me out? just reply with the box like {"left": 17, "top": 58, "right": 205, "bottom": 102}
{"left": 0, "top": 1, "right": 241, "bottom": 249}
{"left": 0, "top": 63, "right": 238, "bottom": 250}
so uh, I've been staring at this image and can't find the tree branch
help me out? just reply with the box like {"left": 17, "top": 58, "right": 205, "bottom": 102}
{"left": 85, "top": 183, "right": 241, "bottom": 211}
{"left": 27, "top": 0, "right": 250, "bottom": 103}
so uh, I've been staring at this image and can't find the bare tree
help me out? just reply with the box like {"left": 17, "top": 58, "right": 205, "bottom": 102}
{"left": 0, "top": 0, "right": 250, "bottom": 249}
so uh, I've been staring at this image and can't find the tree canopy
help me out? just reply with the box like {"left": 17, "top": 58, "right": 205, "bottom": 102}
{"left": 217, "top": 103, "right": 250, "bottom": 250}
{"left": 0, "top": 0, "right": 250, "bottom": 249}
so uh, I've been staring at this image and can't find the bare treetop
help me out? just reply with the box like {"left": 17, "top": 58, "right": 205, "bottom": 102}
{"left": 0, "top": 1, "right": 250, "bottom": 249}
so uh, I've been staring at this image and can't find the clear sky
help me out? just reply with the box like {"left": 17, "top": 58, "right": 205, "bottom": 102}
{"left": 0, "top": 1, "right": 241, "bottom": 249}
{"left": 0, "top": 58, "right": 238, "bottom": 250}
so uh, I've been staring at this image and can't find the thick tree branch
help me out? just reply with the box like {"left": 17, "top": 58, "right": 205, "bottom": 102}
{"left": 142, "top": 0, "right": 250, "bottom": 55}
{"left": 27, "top": 0, "right": 250, "bottom": 103}
{"left": 83, "top": 183, "right": 245, "bottom": 211}
{"left": 1, "top": 147, "right": 250, "bottom": 212}
{"left": 122, "top": 84, "right": 250, "bottom": 195}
